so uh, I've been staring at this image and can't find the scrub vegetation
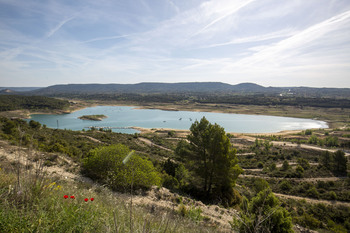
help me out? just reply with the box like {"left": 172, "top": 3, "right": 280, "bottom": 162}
{"left": 0, "top": 95, "right": 349, "bottom": 232}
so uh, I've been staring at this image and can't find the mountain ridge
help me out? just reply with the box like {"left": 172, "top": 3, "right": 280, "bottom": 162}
{"left": 2, "top": 82, "right": 350, "bottom": 98}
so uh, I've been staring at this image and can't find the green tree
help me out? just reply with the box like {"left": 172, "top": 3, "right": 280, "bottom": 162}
{"left": 175, "top": 164, "right": 189, "bottom": 188}
{"left": 333, "top": 150, "right": 347, "bottom": 174}
{"left": 29, "top": 120, "right": 41, "bottom": 129}
{"left": 279, "top": 180, "right": 292, "bottom": 191}
{"left": 307, "top": 135, "right": 318, "bottom": 145}
{"left": 2, "top": 120, "right": 16, "bottom": 135}
{"left": 325, "top": 136, "right": 339, "bottom": 147}
{"left": 297, "top": 158, "right": 310, "bottom": 170}
{"left": 269, "top": 163, "right": 277, "bottom": 172}
{"left": 295, "top": 165, "right": 304, "bottom": 178}
{"left": 281, "top": 160, "right": 290, "bottom": 171}
{"left": 187, "top": 117, "right": 242, "bottom": 206}
{"left": 264, "top": 140, "right": 272, "bottom": 155}
{"left": 305, "top": 129, "right": 312, "bottom": 135}
{"left": 253, "top": 178, "right": 269, "bottom": 194}
{"left": 320, "top": 151, "right": 333, "bottom": 170}
{"left": 232, "top": 188, "right": 294, "bottom": 233}
{"left": 83, "top": 144, "right": 161, "bottom": 190}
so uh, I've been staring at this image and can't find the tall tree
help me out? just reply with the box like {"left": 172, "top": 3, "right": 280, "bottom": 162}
{"left": 333, "top": 150, "right": 347, "bottom": 174}
{"left": 320, "top": 151, "right": 332, "bottom": 170}
{"left": 187, "top": 117, "right": 211, "bottom": 192}
{"left": 187, "top": 117, "right": 242, "bottom": 206}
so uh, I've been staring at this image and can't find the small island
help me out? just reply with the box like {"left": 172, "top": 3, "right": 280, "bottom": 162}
{"left": 78, "top": 114, "right": 107, "bottom": 121}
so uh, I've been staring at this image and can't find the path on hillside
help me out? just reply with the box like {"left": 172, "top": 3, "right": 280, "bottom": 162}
{"left": 138, "top": 137, "right": 172, "bottom": 152}
{"left": 274, "top": 193, "right": 350, "bottom": 207}
{"left": 240, "top": 174, "right": 345, "bottom": 182}
{"left": 271, "top": 141, "right": 350, "bottom": 157}
{"left": 79, "top": 135, "right": 105, "bottom": 144}
{"left": 236, "top": 135, "right": 350, "bottom": 157}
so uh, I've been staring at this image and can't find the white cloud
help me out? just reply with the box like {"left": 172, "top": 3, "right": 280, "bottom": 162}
{"left": 0, "top": 0, "right": 350, "bottom": 87}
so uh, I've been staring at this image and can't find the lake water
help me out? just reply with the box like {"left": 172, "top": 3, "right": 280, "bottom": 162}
{"left": 28, "top": 106, "right": 328, "bottom": 134}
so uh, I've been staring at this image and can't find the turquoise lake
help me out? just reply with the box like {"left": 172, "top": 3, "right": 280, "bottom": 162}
{"left": 28, "top": 106, "right": 328, "bottom": 134}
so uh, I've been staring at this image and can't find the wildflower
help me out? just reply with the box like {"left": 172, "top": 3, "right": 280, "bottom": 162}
{"left": 70, "top": 195, "right": 75, "bottom": 199}
{"left": 84, "top": 198, "right": 89, "bottom": 202}
{"left": 90, "top": 198, "right": 94, "bottom": 201}
{"left": 64, "top": 195, "right": 68, "bottom": 199}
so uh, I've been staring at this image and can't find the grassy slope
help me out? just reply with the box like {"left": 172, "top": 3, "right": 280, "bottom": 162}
{"left": 0, "top": 155, "right": 222, "bottom": 233}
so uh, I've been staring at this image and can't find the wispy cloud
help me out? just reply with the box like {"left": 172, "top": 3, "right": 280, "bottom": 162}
{"left": 193, "top": 0, "right": 256, "bottom": 36}
{"left": 203, "top": 29, "right": 297, "bottom": 48}
{"left": 46, "top": 16, "right": 75, "bottom": 38}
{"left": 0, "top": 0, "right": 350, "bottom": 87}
{"left": 229, "top": 9, "right": 350, "bottom": 68}
{"left": 81, "top": 35, "right": 130, "bottom": 43}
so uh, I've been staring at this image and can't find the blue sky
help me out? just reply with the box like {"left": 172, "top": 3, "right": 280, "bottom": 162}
{"left": 0, "top": 0, "right": 350, "bottom": 87}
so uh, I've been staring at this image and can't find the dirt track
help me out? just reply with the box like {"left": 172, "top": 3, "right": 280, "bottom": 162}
{"left": 138, "top": 137, "right": 172, "bottom": 152}
{"left": 274, "top": 193, "right": 350, "bottom": 207}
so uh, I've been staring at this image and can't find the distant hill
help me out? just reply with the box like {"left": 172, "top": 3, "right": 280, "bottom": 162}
{"left": 26, "top": 82, "right": 272, "bottom": 95}
{"left": 0, "top": 87, "right": 42, "bottom": 92}
{"left": 5, "top": 82, "right": 350, "bottom": 98}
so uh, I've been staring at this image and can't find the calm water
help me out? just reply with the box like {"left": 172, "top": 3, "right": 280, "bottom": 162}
{"left": 28, "top": 106, "right": 328, "bottom": 134}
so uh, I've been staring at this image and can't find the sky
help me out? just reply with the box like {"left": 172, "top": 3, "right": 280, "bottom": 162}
{"left": 0, "top": 0, "right": 350, "bottom": 88}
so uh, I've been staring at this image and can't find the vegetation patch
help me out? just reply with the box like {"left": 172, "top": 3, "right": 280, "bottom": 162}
{"left": 78, "top": 114, "right": 107, "bottom": 121}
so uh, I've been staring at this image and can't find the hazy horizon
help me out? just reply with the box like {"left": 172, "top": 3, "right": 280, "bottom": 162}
{"left": 2, "top": 81, "right": 350, "bottom": 89}
{"left": 1, "top": 0, "right": 350, "bottom": 88}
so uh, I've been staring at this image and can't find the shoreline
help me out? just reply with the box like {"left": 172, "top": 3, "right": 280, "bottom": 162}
{"left": 131, "top": 126, "right": 318, "bottom": 137}
{"left": 3, "top": 100, "right": 337, "bottom": 135}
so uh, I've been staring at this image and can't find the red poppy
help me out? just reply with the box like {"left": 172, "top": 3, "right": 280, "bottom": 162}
{"left": 90, "top": 198, "right": 94, "bottom": 201}
{"left": 84, "top": 198, "right": 89, "bottom": 202}
{"left": 63, "top": 195, "right": 68, "bottom": 199}
{"left": 70, "top": 195, "right": 75, "bottom": 199}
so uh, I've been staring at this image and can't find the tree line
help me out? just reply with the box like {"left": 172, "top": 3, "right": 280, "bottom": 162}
{"left": 43, "top": 92, "right": 350, "bottom": 109}
{"left": 0, "top": 95, "right": 70, "bottom": 111}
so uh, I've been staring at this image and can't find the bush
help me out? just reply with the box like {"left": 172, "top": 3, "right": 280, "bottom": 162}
{"left": 307, "top": 186, "right": 319, "bottom": 199}
{"left": 83, "top": 144, "right": 161, "bottom": 190}
{"left": 295, "top": 165, "right": 304, "bottom": 178}
{"left": 327, "top": 191, "right": 337, "bottom": 200}
{"left": 305, "top": 129, "right": 312, "bottom": 135}
{"left": 280, "top": 180, "right": 292, "bottom": 191}
{"left": 232, "top": 188, "right": 293, "bottom": 233}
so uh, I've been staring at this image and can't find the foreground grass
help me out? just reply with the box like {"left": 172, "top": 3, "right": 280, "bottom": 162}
{"left": 0, "top": 167, "right": 218, "bottom": 233}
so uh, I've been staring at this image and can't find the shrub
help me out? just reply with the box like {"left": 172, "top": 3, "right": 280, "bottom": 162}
{"left": 307, "top": 186, "right": 320, "bottom": 199}
{"left": 295, "top": 165, "right": 304, "bottom": 178}
{"left": 281, "top": 160, "right": 290, "bottom": 171}
{"left": 305, "top": 129, "right": 312, "bottom": 135}
{"left": 83, "top": 144, "right": 161, "bottom": 190}
{"left": 280, "top": 180, "right": 292, "bottom": 191}
{"left": 232, "top": 188, "right": 293, "bottom": 233}
{"left": 327, "top": 191, "right": 337, "bottom": 200}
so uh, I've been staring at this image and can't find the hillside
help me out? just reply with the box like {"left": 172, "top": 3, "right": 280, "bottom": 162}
{"left": 10, "top": 82, "right": 347, "bottom": 98}
{"left": 25, "top": 82, "right": 267, "bottom": 95}
{"left": 0, "top": 87, "right": 42, "bottom": 92}
{"left": 0, "top": 95, "right": 70, "bottom": 112}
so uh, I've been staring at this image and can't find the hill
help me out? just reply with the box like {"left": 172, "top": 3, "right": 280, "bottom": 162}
{"left": 19, "top": 82, "right": 350, "bottom": 98}
{"left": 0, "top": 95, "right": 70, "bottom": 112}
{"left": 26, "top": 82, "right": 267, "bottom": 95}
{"left": 0, "top": 87, "right": 42, "bottom": 92}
